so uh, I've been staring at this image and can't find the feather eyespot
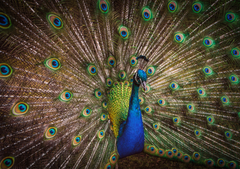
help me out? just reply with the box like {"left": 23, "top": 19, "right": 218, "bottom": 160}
{"left": 228, "top": 161, "right": 236, "bottom": 169}
{"left": 166, "top": 150, "right": 174, "bottom": 158}
{"left": 217, "top": 159, "right": 225, "bottom": 167}
{"left": 221, "top": 96, "right": 229, "bottom": 105}
{"left": 100, "top": 113, "right": 107, "bottom": 121}
{"left": 59, "top": 91, "right": 72, "bottom": 102}
{"left": 146, "top": 66, "right": 156, "bottom": 76}
{"left": 194, "top": 130, "right": 201, "bottom": 137}
{"left": 168, "top": 1, "right": 178, "bottom": 13}
{"left": 72, "top": 135, "right": 81, "bottom": 146}
{"left": 225, "top": 131, "right": 232, "bottom": 139}
{"left": 0, "top": 13, "right": 11, "bottom": 29}
{"left": 87, "top": 64, "right": 97, "bottom": 76}
{"left": 45, "top": 127, "right": 57, "bottom": 139}
{"left": 182, "top": 154, "right": 191, "bottom": 163}
{"left": 102, "top": 101, "right": 107, "bottom": 108}
{"left": 229, "top": 75, "right": 239, "bottom": 84}
{"left": 170, "top": 82, "right": 179, "bottom": 90}
{"left": 142, "top": 7, "right": 152, "bottom": 21}
{"left": 225, "top": 12, "right": 236, "bottom": 22}
{"left": 48, "top": 14, "right": 63, "bottom": 29}
{"left": 193, "top": 152, "right": 201, "bottom": 161}
{"left": 110, "top": 152, "right": 118, "bottom": 165}
{"left": 187, "top": 104, "right": 194, "bottom": 112}
{"left": 12, "top": 102, "right": 29, "bottom": 116}
{"left": 153, "top": 123, "right": 160, "bottom": 131}
{"left": 142, "top": 84, "right": 151, "bottom": 93}
{"left": 197, "top": 88, "right": 206, "bottom": 96}
{"left": 174, "top": 33, "right": 184, "bottom": 43}
{"left": 119, "top": 70, "right": 126, "bottom": 80}
{"left": 0, "top": 63, "right": 13, "bottom": 78}
{"left": 149, "top": 146, "right": 157, "bottom": 155}
{"left": 99, "top": 0, "right": 109, "bottom": 13}
{"left": 207, "top": 116, "right": 214, "bottom": 124}
{"left": 104, "top": 163, "right": 112, "bottom": 169}
{"left": 177, "top": 152, "right": 183, "bottom": 159}
{"left": 157, "top": 149, "right": 165, "bottom": 157}
{"left": 139, "top": 97, "right": 145, "bottom": 105}
{"left": 44, "top": 58, "right": 61, "bottom": 71}
{"left": 145, "top": 106, "right": 153, "bottom": 114}
{"left": 130, "top": 56, "right": 138, "bottom": 67}
{"left": 97, "top": 130, "right": 105, "bottom": 140}
{"left": 107, "top": 56, "right": 116, "bottom": 67}
{"left": 205, "top": 159, "right": 214, "bottom": 167}
{"left": 203, "top": 37, "right": 214, "bottom": 47}
{"left": 203, "top": 66, "right": 213, "bottom": 76}
{"left": 192, "top": 2, "right": 203, "bottom": 13}
{"left": 118, "top": 26, "right": 129, "bottom": 39}
{"left": 231, "top": 48, "right": 240, "bottom": 58}
{"left": 81, "top": 107, "right": 92, "bottom": 117}
{"left": 0, "top": 156, "right": 14, "bottom": 169}
{"left": 158, "top": 99, "right": 166, "bottom": 106}
{"left": 94, "top": 89, "right": 103, "bottom": 99}
{"left": 173, "top": 117, "right": 180, "bottom": 124}
{"left": 106, "top": 78, "right": 113, "bottom": 87}
{"left": 172, "top": 148, "right": 178, "bottom": 156}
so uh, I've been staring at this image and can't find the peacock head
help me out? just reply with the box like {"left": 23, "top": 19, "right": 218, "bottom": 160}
{"left": 134, "top": 69, "right": 147, "bottom": 91}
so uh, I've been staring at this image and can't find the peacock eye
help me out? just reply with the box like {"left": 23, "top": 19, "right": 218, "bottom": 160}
{"left": 118, "top": 26, "right": 129, "bottom": 39}
{"left": 81, "top": 107, "right": 92, "bottom": 117}
{"left": 59, "top": 91, "right": 72, "bottom": 102}
{"left": 0, "top": 12, "right": 11, "bottom": 29}
{"left": 45, "top": 127, "right": 57, "bottom": 139}
{"left": 72, "top": 135, "right": 81, "bottom": 146}
{"left": 94, "top": 89, "right": 102, "bottom": 99}
{"left": 0, "top": 63, "right": 13, "bottom": 78}
{"left": 231, "top": 48, "right": 240, "bottom": 58}
{"left": 44, "top": 58, "right": 61, "bottom": 71}
{"left": 205, "top": 159, "right": 214, "bottom": 167}
{"left": 47, "top": 14, "right": 63, "bottom": 29}
{"left": 192, "top": 2, "right": 203, "bottom": 13}
{"left": 203, "top": 37, "right": 214, "bottom": 47}
{"left": 99, "top": 0, "right": 109, "bottom": 13}
{"left": 1, "top": 156, "right": 15, "bottom": 169}
{"left": 130, "top": 56, "right": 138, "bottom": 67}
{"left": 142, "top": 7, "right": 152, "bottom": 21}
{"left": 12, "top": 102, "right": 29, "bottom": 116}
{"left": 109, "top": 152, "right": 118, "bottom": 165}
{"left": 225, "top": 12, "right": 236, "bottom": 22}
{"left": 217, "top": 159, "right": 225, "bottom": 167}
{"left": 97, "top": 130, "right": 105, "bottom": 139}
{"left": 87, "top": 64, "right": 98, "bottom": 76}
{"left": 174, "top": 32, "right": 185, "bottom": 43}
{"left": 168, "top": 1, "right": 178, "bottom": 13}
{"left": 119, "top": 70, "right": 126, "bottom": 80}
{"left": 107, "top": 56, "right": 116, "bottom": 67}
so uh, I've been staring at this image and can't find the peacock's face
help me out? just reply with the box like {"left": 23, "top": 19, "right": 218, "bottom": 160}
{"left": 134, "top": 69, "right": 147, "bottom": 91}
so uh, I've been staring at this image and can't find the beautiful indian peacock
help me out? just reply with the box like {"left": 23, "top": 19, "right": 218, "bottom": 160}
{"left": 0, "top": 0, "right": 240, "bottom": 168}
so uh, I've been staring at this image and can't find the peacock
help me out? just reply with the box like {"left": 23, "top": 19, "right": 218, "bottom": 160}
{"left": 0, "top": 0, "right": 240, "bottom": 168}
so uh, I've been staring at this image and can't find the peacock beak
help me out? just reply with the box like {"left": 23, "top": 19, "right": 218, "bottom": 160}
{"left": 141, "top": 81, "right": 147, "bottom": 91}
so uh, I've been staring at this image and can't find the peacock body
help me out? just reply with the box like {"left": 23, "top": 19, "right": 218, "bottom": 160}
{"left": 0, "top": 0, "right": 240, "bottom": 169}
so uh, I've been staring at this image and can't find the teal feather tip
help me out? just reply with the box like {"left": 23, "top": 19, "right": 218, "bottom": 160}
{"left": 0, "top": 12, "right": 12, "bottom": 29}
{"left": 47, "top": 14, "right": 63, "bottom": 29}
{"left": 192, "top": 2, "right": 203, "bottom": 13}
{"left": 0, "top": 63, "right": 13, "bottom": 78}
{"left": 174, "top": 32, "right": 185, "bottom": 43}
{"left": 99, "top": 0, "right": 109, "bottom": 13}
{"left": 142, "top": 7, "right": 153, "bottom": 21}
{"left": 59, "top": 91, "right": 73, "bottom": 102}
{"left": 168, "top": 1, "right": 178, "bottom": 13}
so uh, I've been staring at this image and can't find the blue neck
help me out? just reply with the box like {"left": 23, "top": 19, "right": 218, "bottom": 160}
{"left": 117, "top": 83, "right": 145, "bottom": 158}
